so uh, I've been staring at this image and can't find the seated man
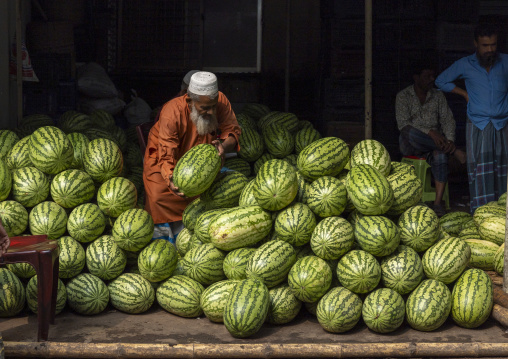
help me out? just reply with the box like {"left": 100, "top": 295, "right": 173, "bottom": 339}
{"left": 395, "top": 63, "right": 466, "bottom": 216}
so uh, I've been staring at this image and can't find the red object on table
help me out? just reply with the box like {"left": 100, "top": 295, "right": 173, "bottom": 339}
{"left": 1, "top": 235, "right": 59, "bottom": 341}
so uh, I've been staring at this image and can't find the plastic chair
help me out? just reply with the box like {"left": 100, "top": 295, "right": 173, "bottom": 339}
{"left": 1, "top": 235, "right": 60, "bottom": 341}
{"left": 401, "top": 156, "right": 450, "bottom": 209}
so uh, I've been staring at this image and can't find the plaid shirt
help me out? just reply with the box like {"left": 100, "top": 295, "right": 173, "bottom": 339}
{"left": 396, "top": 85, "right": 456, "bottom": 142}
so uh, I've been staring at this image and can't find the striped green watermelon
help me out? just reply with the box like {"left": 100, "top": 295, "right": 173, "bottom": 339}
{"left": 297, "top": 137, "right": 349, "bottom": 181}
{"left": 459, "top": 226, "right": 481, "bottom": 240}
{"left": 463, "top": 239, "right": 499, "bottom": 270}
{"left": 478, "top": 216, "right": 505, "bottom": 245}
{"left": 305, "top": 300, "right": 319, "bottom": 316}
{"left": 97, "top": 177, "right": 137, "bottom": 217}
{"left": 5, "top": 136, "right": 32, "bottom": 169}
{"left": 267, "top": 283, "right": 302, "bottom": 325}
{"left": 20, "top": 114, "right": 54, "bottom": 130}
{"left": 110, "top": 126, "right": 127, "bottom": 151}
{"left": 274, "top": 203, "right": 316, "bottom": 247}
{"left": 67, "top": 203, "right": 107, "bottom": 243}
{"left": 172, "top": 144, "right": 221, "bottom": 197}
{"left": 201, "top": 170, "right": 248, "bottom": 210}
{"left": 283, "top": 154, "right": 298, "bottom": 167}
{"left": 11, "top": 166, "right": 49, "bottom": 207}
{"left": 6, "top": 262, "right": 35, "bottom": 279}
{"left": 90, "top": 109, "right": 116, "bottom": 130}
{"left": 67, "top": 132, "right": 90, "bottom": 169}
{"left": 182, "top": 197, "right": 207, "bottom": 231}
{"left": 224, "top": 157, "right": 252, "bottom": 177}
{"left": 355, "top": 216, "right": 400, "bottom": 257}
{"left": 181, "top": 243, "right": 226, "bottom": 285}
{"left": 346, "top": 164, "right": 394, "bottom": 215}
{"left": 0, "top": 130, "right": 20, "bottom": 160}
{"left": 223, "top": 278, "right": 270, "bottom": 338}
{"left": 398, "top": 205, "right": 440, "bottom": 252}
{"left": 499, "top": 192, "right": 507, "bottom": 207}
{"left": 253, "top": 159, "right": 298, "bottom": 211}
{"left": 29, "top": 126, "right": 74, "bottom": 174}
{"left": 84, "top": 138, "right": 122, "bottom": 184}
{"left": 494, "top": 243, "right": 504, "bottom": 275}
{"left": 422, "top": 236, "right": 471, "bottom": 284}
{"left": 223, "top": 247, "right": 257, "bottom": 280}
{"left": 175, "top": 227, "right": 195, "bottom": 257}
{"left": 138, "top": 239, "right": 178, "bottom": 282}
{"left": 310, "top": 217, "right": 354, "bottom": 260}
{"left": 238, "top": 127, "right": 264, "bottom": 162}
{"left": 336, "top": 249, "right": 381, "bottom": 294}
{"left": 57, "top": 236, "right": 86, "bottom": 279}
{"left": 66, "top": 273, "right": 109, "bottom": 315}
{"left": 50, "top": 169, "right": 95, "bottom": 208}
{"left": 236, "top": 113, "right": 257, "bottom": 131}
{"left": 288, "top": 256, "right": 332, "bottom": 303}
{"left": 108, "top": 273, "right": 155, "bottom": 314}
{"left": 245, "top": 240, "right": 297, "bottom": 288}
{"left": 200, "top": 279, "right": 239, "bottom": 323}
{"left": 362, "top": 288, "right": 405, "bottom": 333}
{"left": 298, "top": 120, "right": 314, "bottom": 131}
{"left": 260, "top": 112, "right": 300, "bottom": 133}
{"left": 0, "top": 159, "right": 11, "bottom": 201}
{"left": 350, "top": 139, "right": 391, "bottom": 177}
{"left": 294, "top": 127, "right": 321, "bottom": 154}
{"left": 123, "top": 142, "right": 144, "bottom": 168}
{"left": 84, "top": 127, "right": 121, "bottom": 148}
{"left": 390, "top": 161, "right": 416, "bottom": 176}
{"left": 306, "top": 176, "right": 347, "bottom": 217}
{"left": 26, "top": 276, "right": 67, "bottom": 315}
{"left": 263, "top": 125, "right": 295, "bottom": 158}
{"left": 316, "top": 286, "right": 362, "bottom": 333}
{"left": 29, "top": 201, "right": 68, "bottom": 239}
{"left": 381, "top": 245, "right": 424, "bottom": 295}
{"left": 238, "top": 178, "right": 259, "bottom": 207}
{"left": 112, "top": 208, "right": 154, "bottom": 252}
{"left": 0, "top": 268, "right": 26, "bottom": 317}
{"left": 295, "top": 170, "right": 310, "bottom": 204}
{"left": 451, "top": 268, "right": 493, "bottom": 328}
{"left": 257, "top": 111, "right": 282, "bottom": 129}
{"left": 86, "top": 235, "right": 127, "bottom": 280}
{"left": 0, "top": 200, "right": 28, "bottom": 236}
{"left": 347, "top": 209, "right": 364, "bottom": 228}
{"left": 406, "top": 279, "right": 451, "bottom": 331}
{"left": 440, "top": 211, "right": 472, "bottom": 235}
{"left": 156, "top": 275, "right": 205, "bottom": 317}
{"left": 385, "top": 171, "right": 423, "bottom": 215}
{"left": 241, "top": 103, "right": 270, "bottom": 120}
{"left": 253, "top": 153, "right": 276, "bottom": 174}
{"left": 209, "top": 205, "right": 272, "bottom": 251}
{"left": 473, "top": 205, "right": 505, "bottom": 227}
{"left": 59, "top": 112, "right": 93, "bottom": 133}
{"left": 194, "top": 209, "right": 224, "bottom": 243}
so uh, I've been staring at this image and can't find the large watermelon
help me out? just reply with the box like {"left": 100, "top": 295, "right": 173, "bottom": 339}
{"left": 29, "top": 126, "right": 74, "bottom": 174}
{"left": 223, "top": 247, "right": 257, "bottom": 280}
{"left": 181, "top": 243, "right": 226, "bottom": 285}
{"left": 200, "top": 170, "right": 248, "bottom": 210}
{"left": 422, "top": 236, "right": 471, "bottom": 284}
{"left": 0, "top": 268, "right": 26, "bottom": 317}
{"left": 96, "top": 177, "right": 137, "bottom": 217}
{"left": 67, "top": 203, "right": 107, "bottom": 243}
{"left": 11, "top": 166, "right": 50, "bottom": 207}
{"left": 385, "top": 170, "right": 423, "bottom": 215}
{"left": 108, "top": 273, "right": 155, "bottom": 314}
{"left": 200, "top": 279, "right": 239, "bottom": 323}
{"left": 381, "top": 245, "right": 424, "bottom": 295}
{"left": 112, "top": 209, "right": 154, "bottom": 252}
{"left": 238, "top": 127, "right": 264, "bottom": 162}
{"left": 57, "top": 236, "right": 86, "bottom": 279}
{"left": 0, "top": 159, "right": 12, "bottom": 201}
{"left": 66, "top": 273, "right": 109, "bottom": 315}
{"left": 310, "top": 216, "right": 354, "bottom": 260}
{"left": 350, "top": 139, "right": 391, "bottom": 176}
{"left": 83, "top": 138, "right": 123, "bottom": 183}
{"left": 316, "top": 286, "right": 362, "bottom": 333}
{"left": 253, "top": 159, "right": 298, "bottom": 211}
{"left": 156, "top": 275, "right": 205, "bottom": 318}
{"left": 86, "top": 235, "right": 127, "bottom": 280}
{"left": 306, "top": 176, "right": 347, "bottom": 217}
{"left": 288, "top": 256, "right": 332, "bottom": 303}
{"left": 398, "top": 204, "right": 440, "bottom": 252}
{"left": 5, "top": 136, "right": 32, "bottom": 169}
{"left": 336, "top": 249, "right": 381, "bottom": 294}
{"left": 267, "top": 283, "right": 302, "bottom": 325}
{"left": 50, "top": 169, "right": 95, "bottom": 209}
{"left": 355, "top": 216, "right": 400, "bottom": 257}
{"left": 138, "top": 239, "right": 178, "bottom": 282}
{"left": 297, "top": 137, "right": 349, "bottom": 181}
{"left": 26, "top": 276, "right": 67, "bottom": 315}
{"left": 0, "top": 200, "right": 28, "bottom": 236}
{"left": 274, "top": 203, "right": 316, "bottom": 247}
{"left": 362, "top": 288, "right": 405, "bottom": 333}
{"left": 29, "top": 201, "right": 68, "bottom": 239}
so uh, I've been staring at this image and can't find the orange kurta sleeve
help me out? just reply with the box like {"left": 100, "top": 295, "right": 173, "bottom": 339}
{"left": 216, "top": 92, "right": 241, "bottom": 152}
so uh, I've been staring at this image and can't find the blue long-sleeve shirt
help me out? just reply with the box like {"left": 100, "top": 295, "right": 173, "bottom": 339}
{"left": 435, "top": 53, "right": 508, "bottom": 130}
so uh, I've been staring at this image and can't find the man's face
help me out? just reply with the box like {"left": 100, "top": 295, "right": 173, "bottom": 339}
{"left": 415, "top": 69, "right": 435, "bottom": 92}
{"left": 475, "top": 35, "right": 498, "bottom": 68}
{"left": 191, "top": 95, "right": 218, "bottom": 121}
{"left": 188, "top": 95, "right": 219, "bottom": 135}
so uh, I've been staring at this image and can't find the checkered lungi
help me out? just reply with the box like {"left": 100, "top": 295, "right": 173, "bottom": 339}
{"left": 399, "top": 126, "right": 448, "bottom": 183}
{"left": 466, "top": 119, "right": 508, "bottom": 213}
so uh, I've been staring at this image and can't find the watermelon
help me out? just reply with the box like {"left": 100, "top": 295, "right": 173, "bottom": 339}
{"left": 90, "top": 109, "right": 116, "bottom": 130}
{"left": 463, "top": 239, "right": 499, "bottom": 270}
{"left": 295, "top": 171, "right": 310, "bottom": 204}
{"left": 223, "top": 247, "right": 257, "bottom": 280}
{"left": 274, "top": 203, "right": 316, "bottom": 247}
{"left": 182, "top": 197, "right": 207, "bottom": 231}
{"left": 473, "top": 205, "right": 505, "bottom": 227}
{"left": 263, "top": 124, "right": 295, "bottom": 158}
{"left": 422, "top": 236, "right": 471, "bottom": 284}
{"left": 0, "top": 130, "right": 20, "bottom": 160}
{"left": 316, "top": 286, "right": 362, "bottom": 333}
{"left": 67, "top": 203, "right": 107, "bottom": 243}
{"left": 108, "top": 273, "right": 155, "bottom": 314}
{"left": 181, "top": 243, "right": 226, "bottom": 285}
{"left": 209, "top": 205, "right": 272, "bottom": 251}
{"left": 362, "top": 288, "right": 405, "bottom": 333}
{"left": 406, "top": 279, "right": 452, "bottom": 331}
{"left": 238, "top": 178, "right": 259, "bottom": 207}
{"left": 175, "top": 228, "right": 196, "bottom": 257}
{"left": 390, "top": 161, "right": 416, "bottom": 175}
{"left": 346, "top": 164, "right": 394, "bottom": 215}
{"left": 297, "top": 137, "right": 349, "bottom": 181}
{"left": 253, "top": 159, "right": 298, "bottom": 211}
{"left": 354, "top": 216, "right": 400, "bottom": 257}
{"left": 238, "top": 127, "right": 264, "bottom": 162}
{"left": 194, "top": 209, "right": 224, "bottom": 243}
{"left": 310, "top": 216, "right": 354, "bottom": 260}
{"left": 50, "top": 169, "right": 95, "bottom": 208}
{"left": 336, "top": 249, "right": 381, "bottom": 294}
{"left": 385, "top": 171, "right": 423, "bottom": 215}
{"left": 451, "top": 268, "right": 493, "bottom": 329}
{"left": 83, "top": 138, "right": 123, "bottom": 183}
{"left": 241, "top": 103, "right": 270, "bottom": 120}
{"left": 253, "top": 153, "right": 276, "bottom": 174}
{"left": 381, "top": 245, "right": 424, "bottom": 295}
{"left": 350, "top": 139, "right": 391, "bottom": 177}
{"left": 29, "top": 126, "right": 74, "bottom": 174}
{"left": 66, "top": 273, "right": 110, "bottom": 315}
{"left": 138, "top": 239, "right": 178, "bottom": 282}
{"left": 112, "top": 209, "right": 154, "bottom": 252}
{"left": 156, "top": 275, "right": 205, "bottom": 317}
{"left": 294, "top": 127, "right": 321, "bottom": 154}
{"left": 478, "top": 216, "right": 505, "bottom": 245}
{"left": 86, "top": 235, "right": 127, "bottom": 280}
{"left": 267, "top": 283, "right": 302, "bottom": 325}
{"left": 259, "top": 112, "right": 299, "bottom": 133}
{"left": 29, "top": 201, "right": 68, "bottom": 239}
{"left": 172, "top": 144, "right": 222, "bottom": 197}
{"left": 0, "top": 200, "right": 28, "bottom": 236}
{"left": 306, "top": 176, "right": 347, "bottom": 217}
{"left": 223, "top": 278, "right": 270, "bottom": 338}
{"left": 494, "top": 243, "right": 504, "bottom": 275}
{"left": 0, "top": 268, "right": 26, "bottom": 317}
{"left": 5, "top": 136, "right": 33, "bottom": 169}
{"left": 57, "top": 236, "right": 86, "bottom": 279}
{"left": 26, "top": 276, "right": 67, "bottom": 315}
{"left": 440, "top": 211, "right": 472, "bottom": 235}
{"left": 288, "top": 256, "right": 332, "bottom": 303}
{"left": 200, "top": 171, "right": 248, "bottom": 210}
{"left": 236, "top": 113, "right": 257, "bottom": 131}
{"left": 224, "top": 157, "right": 252, "bottom": 177}
{"left": 6, "top": 262, "right": 35, "bottom": 279}
{"left": 200, "top": 279, "right": 239, "bottom": 323}
{"left": 11, "top": 166, "right": 50, "bottom": 207}
{"left": 499, "top": 192, "right": 507, "bottom": 207}
{"left": 0, "top": 160, "right": 10, "bottom": 202}
{"left": 59, "top": 112, "right": 93, "bottom": 133}
{"left": 398, "top": 204, "right": 440, "bottom": 252}
{"left": 97, "top": 177, "right": 138, "bottom": 217}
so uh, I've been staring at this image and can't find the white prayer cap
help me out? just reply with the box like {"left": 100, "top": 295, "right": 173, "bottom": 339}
{"left": 182, "top": 70, "right": 200, "bottom": 89}
{"left": 188, "top": 71, "right": 218, "bottom": 96}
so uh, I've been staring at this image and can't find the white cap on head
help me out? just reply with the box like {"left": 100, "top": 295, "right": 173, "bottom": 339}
{"left": 182, "top": 70, "right": 200, "bottom": 90}
{"left": 188, "top": 71, "right": 218, "bottom": 96}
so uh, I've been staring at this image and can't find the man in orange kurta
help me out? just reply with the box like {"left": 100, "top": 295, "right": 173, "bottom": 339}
{"left": 143, "top": 72, "right": 241, "bottom": 236}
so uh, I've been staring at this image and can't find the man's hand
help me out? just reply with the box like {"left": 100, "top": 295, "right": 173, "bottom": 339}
{"left": 212, "top": 139, "right": 226, "bottom": 167}
{"left": 0, "top": 221, "right": 10, "bottom": 258}
{"left": 442, "top": 140, "right": 456, "bottom": 154}
{"left": 168, "top": 174, "right": 186, "bottom": 198}
{"left": 428, "top": 130, "right": 448, "bottom": 150}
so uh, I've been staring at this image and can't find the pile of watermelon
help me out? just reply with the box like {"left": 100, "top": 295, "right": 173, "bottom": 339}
{"left": 0, "top": 104, "right": 506, "bottom": 340}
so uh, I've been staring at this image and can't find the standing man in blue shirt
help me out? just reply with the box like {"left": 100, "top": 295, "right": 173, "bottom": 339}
{"left": 435, "top": 23, "right": 508, "bottom": 213}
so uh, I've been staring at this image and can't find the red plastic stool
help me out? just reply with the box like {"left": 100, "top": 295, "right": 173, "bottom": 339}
{"left": 1, "top": 235, "right": 59, "bottom": 341}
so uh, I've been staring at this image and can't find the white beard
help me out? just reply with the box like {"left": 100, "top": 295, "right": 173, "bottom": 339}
{"left": 190, "top": 104, "right": 218, "bottom": 136}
